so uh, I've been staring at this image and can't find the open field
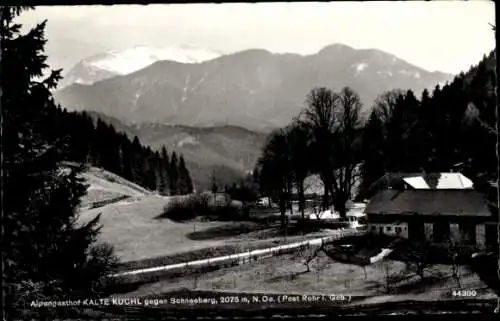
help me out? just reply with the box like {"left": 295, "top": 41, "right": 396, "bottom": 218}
{"left": 76, "top": 166, "right": 350, "bottom": 264}
{"left": 78, "top": 193, "right": 338, "bottom": 263}
{"left": 77, "top": 166, "right": 496, "bottom": 308}
{"left": 123, "top": 250, "right": 497, "bottom": 304}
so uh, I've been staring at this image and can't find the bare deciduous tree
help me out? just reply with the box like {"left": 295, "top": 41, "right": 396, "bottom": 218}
{"left": 302, "top": 87, "right": 339, "bottom": 211}
{"left": 446, "top": 233, "right": 468, "bottom": 287}
{"left": 329, "top": 87, "right": 364, "bottom": 219}
{"left": 296, "top": 240, "right": 326, "bottom": 273}
{"left": 301, "top": 87, "right": 364, "bottom": 219}
{"left": 255, "top": 129, "right": 292, "bottom": 230}
{"left": 404, "top": 241, "right": 433, "bottom": 281}
{"left": 285, "top": 119, "right": 312, "bottom": 221}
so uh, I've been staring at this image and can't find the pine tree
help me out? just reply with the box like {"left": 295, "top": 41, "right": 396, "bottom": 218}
{"left": 178, "top": 155, "right": 194, "bottom": 194}
{"left": 169, "top": 151, "right": 179, "bottom": 195}
{"left": 1, "top": 7, "right": 117, "bottom": 319}
{"left": 153, "top": 151, "right": 162, "bottom": 192}
{"left": 159, "top": 146, "right": 170, "bottom": 195}
{"left": 130, "top": 136, "right": 143, "bottom": 182}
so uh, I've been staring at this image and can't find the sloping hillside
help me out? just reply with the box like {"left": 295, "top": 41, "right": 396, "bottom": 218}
{"left": 84, "top": 112, "right": 268, "bottom": 190}
{"left": 131, "top": 122, "right": 268, "bottom": 189}
{"left": 78, "top": 166, "right": 152, "bottom": 210}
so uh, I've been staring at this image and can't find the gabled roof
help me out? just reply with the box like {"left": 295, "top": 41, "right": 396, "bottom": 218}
{"left": 402, "top": 173, "right": 473, "bottom": 189}
{"left": 368, "top": 172, "right": 473, "bottom": 195}
{"left": 366, "top": 189, "right": 492, "bottom": 217}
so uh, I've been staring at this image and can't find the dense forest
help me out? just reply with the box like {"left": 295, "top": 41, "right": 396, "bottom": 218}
{"left": 45, "top": 109, "right": 194, "bottom": 195}
{"left": 255, "top": 49, "right": 497, "bottom": 225}
{"left": 360, "top": 50, "right": 497, "bottom": 197}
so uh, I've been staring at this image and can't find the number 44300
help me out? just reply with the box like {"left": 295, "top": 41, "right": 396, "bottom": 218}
{"left": 451, "top": 289, "right": 477, "bottom": 297}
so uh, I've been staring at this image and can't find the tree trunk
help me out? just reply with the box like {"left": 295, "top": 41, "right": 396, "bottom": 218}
{"left": 279, "top": 190, "right": 286, "bottom": 230}
{"left": 322, "top": 184, "right": 329, "bottom": 211}
{"left": 298, "top": 181, "right": 305, "bottom": 220}
{"left": 333, "top": 193, "right": 348, "bottom": 221}
{"left": 336, "top": 203, "right": 347, "bottom": 221}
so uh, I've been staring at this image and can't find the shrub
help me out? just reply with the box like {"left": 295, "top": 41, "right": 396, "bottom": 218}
{"left": 160, "top": 193, "right": 245, "bottom": 222}
{"left": 212, "top": 204, "right": 242, "bottom": 221}
{"left": 160, "top": 194, "right": 211, "bottom": 222}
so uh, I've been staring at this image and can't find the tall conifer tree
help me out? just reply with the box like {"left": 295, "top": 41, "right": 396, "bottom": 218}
{"left": 178, "top": 155, "right": 194, "bottom": 194}
{"left": 169, "top": 151, "right": 179, "bottom": 195}
{"left": 1, "top": 7, "right": 117, "bottom": 319}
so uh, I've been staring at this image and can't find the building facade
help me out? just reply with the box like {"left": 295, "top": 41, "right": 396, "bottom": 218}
{"left": 365, "top": 173, "right": 498, "bottom": 249}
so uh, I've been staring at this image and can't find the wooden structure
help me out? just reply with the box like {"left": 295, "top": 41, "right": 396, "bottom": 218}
{"left": 365, "top": 173, "right": 498, "bottom": 249}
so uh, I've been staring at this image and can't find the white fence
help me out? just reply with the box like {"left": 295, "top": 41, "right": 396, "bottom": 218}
{"left": 112, "top": 229, "right": 365, "bottom": 279}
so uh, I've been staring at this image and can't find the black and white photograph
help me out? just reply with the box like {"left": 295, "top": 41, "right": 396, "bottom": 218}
{"left": 2, "top": 1, "right": 499, "bottom": 319}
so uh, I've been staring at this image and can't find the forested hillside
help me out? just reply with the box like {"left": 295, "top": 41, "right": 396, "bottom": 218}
{"left": 45, "top": 109, "right": 194, "bottom": 195}
{"left": 80, "top": 111, "right": 268, "bottom": 190}
{"left": 254, "top": 49, "right": 497, "bottom": 226}
{"left": 359, "top": 50, "right": 497, "bottom": 199}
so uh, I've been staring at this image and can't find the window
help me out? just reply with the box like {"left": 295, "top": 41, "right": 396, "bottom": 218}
{"left": 386, "top": 226, "right": 392, "bottom": 231}
{"left": 395, "top": 227, "right": 402, "bottom": 234}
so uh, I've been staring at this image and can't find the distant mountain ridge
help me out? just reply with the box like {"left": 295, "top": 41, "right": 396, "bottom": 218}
{"left": 55, "top": 43, "right": 453, "bottom": 132}
{"left": 84, "top": 111, "right": 268, "bottom": 190}
{"left": 58, "top": 45, "right": 224, "bottom": 88}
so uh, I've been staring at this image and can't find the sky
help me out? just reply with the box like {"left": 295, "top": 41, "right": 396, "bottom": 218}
{"left": 17, "top": 1, "right": 495, "bottom": 75}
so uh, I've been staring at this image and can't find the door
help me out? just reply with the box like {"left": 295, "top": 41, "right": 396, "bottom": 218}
{"left": 433, "top": 221, "right": 451, "bottom": 243}
{"left": 459, "top": 223, "right": 476, "bottom": 245}
{"left": 408, "top": 221, "right": 425, "bottom": 241}
{"left": 485, "top": 224, "right": 498, "bottom": 249}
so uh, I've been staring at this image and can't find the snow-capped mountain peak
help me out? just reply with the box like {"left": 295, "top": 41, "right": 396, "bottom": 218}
{"left": 59, "top": 45, "right": 224, "bottom": 88}
{"left": 93, "top": 45, "right": 223, "bottom": 75}
{"left": 89, "top": 46, "right": 160, "bottom": 75}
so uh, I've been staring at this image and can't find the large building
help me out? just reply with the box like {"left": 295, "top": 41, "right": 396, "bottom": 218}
{"left": 365, "top": 172, "right": 498, "bottom": 249}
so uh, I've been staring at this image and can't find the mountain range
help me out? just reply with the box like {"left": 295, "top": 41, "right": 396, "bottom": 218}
{"left": 55, "top": 43, "right": 453, "bottom": 132}
{"left": 85, "top": 111, "right": 268, "bottom": 190}
{"left": 58, "top": 45, "right": 224, "bottom": 89}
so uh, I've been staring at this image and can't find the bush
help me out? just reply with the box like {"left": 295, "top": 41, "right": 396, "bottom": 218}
{"left": 160, "top": 194, "right": 211, "bottom": 222}
{"left": 160, "top": 193, "right": 246, "bottom": 222}
{"left": 212, "top": 204, "right": 242, "bottom": 221}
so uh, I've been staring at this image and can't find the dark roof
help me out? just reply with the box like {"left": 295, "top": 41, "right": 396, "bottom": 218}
{"left": 366, "top": 189, "right": 492, "bottom": 217}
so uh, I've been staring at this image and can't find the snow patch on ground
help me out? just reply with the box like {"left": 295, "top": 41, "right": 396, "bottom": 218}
{"left": 177, "top": 135, "right": 199, "bottom": 147}
{"left": 377, "top": 70, "right": 393, "bottom": 77}
{"left": 354, "top": 62, "right": 368, "bottom": 73}
{"left": 74, "top": 78, "right": 93, "bottom": 85}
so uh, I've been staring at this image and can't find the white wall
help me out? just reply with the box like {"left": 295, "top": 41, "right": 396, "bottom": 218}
{"left": 368, "top": 222, "right": 408, "bottom": 238}
{"left": 450, "top": 223, "right": 460, "bottom": 241}
{"left": 424, "top": 223, "right": 433, "bottom": 241}
{"left": 476, "top": 224, "right": 485, "bottom": 248}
